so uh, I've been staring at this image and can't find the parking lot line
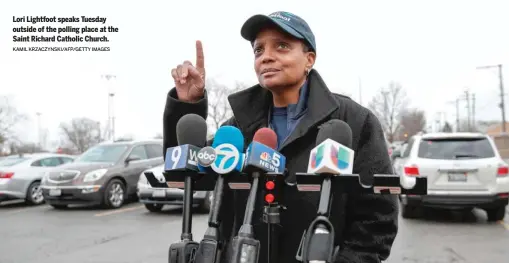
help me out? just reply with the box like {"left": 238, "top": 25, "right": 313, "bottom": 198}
{"left": 498, "top": 220, "right": 509, "bottom": 231}
{"left": 94, "top": 205, "right": 145, "bottom": 217}
{"left": 5, "top": 207, "right": 34, "bottom": 215}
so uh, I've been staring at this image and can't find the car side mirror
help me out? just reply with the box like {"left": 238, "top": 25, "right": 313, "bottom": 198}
{"left": 125, "top": 155, "right": 141, "bottom": 164}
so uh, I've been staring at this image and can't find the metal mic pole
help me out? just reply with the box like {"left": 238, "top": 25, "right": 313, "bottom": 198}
{"left": 194, "top": 174, "right": 225, "bottom": 263}
{"left": 229, "top": 171, "right": 261, "bottom": 263}
{"left": 167, "top": 171, "right": 200, "bottom": 263}
{"left": 262, "top": 172, "right": 283, "bottom": 263}
{"left": 297, "top": 174, "right": 337, "bottom": 263}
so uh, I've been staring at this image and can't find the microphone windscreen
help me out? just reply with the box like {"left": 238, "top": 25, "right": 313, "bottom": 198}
{"left": 316, "top": 120, "right": 352, "bottom": 148}
{"left": 253, "top": 128, "right": 277, "bottom": 150}
{"left": 212, "top": 126, "right": 244, "bottom": 152}
{"left": 176, "top": 114, "right": 208, "bottom": 147}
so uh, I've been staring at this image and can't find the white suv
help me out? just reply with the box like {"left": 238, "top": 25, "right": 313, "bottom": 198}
{"left": 394, "top": 132, "right": 509, "bottom": 221}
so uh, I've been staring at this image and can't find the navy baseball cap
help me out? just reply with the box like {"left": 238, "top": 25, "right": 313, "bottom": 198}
{"left": 241, "top": 11, "right": 316, "bottom": 52}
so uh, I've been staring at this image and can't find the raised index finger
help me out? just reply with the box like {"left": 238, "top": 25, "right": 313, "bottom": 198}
{"left": 195, "top": 40, "right": 205, "bottom": 70}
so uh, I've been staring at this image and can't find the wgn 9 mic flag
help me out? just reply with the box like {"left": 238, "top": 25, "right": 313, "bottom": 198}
{"left": 307, "top": 120, "right": 354, "bottom": 175}
{"left": 211, "top": 126, "right": 244, "bottom": 174}
{"left": 164, "top": 113, "right": 207, "bottom": 172}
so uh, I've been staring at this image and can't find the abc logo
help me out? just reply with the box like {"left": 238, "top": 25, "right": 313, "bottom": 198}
{"left": 197, "top": 146, "right": 216, "bottom": 166}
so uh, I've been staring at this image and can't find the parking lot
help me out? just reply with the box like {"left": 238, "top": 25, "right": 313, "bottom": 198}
{"left": 1, "top": 200, "right": 509, "bottom": 263}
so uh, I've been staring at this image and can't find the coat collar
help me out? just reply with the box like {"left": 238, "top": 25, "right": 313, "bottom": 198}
{"left": 227, "top": 69, "right": 339, "bottom": 151}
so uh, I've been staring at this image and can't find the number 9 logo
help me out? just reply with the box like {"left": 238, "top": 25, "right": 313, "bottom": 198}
{"left": 171, "top": 147, "right": 182, "bottom": 169}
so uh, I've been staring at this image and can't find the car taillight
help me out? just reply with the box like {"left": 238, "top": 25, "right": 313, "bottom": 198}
{"left": 404, "top": 166, "right": 419, "bottom": 176}
{"left": 497, "top": 166, "right": 508, "bottom": 177}
{"left": 0, "top": 172, "right": 14, "bottom": 179}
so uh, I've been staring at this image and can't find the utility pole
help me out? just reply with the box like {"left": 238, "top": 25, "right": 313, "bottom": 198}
{"left": 499, "top": 64, "right": 506, "bottom": 133}
{"left": 102, "top": 74, "right": 116, "bottom": 141}
{"left": 455, "top": 98, "right": 460, "bottom": 132}
{"left": 472, "top": 93, "right": 476, "bottom": 131}
{"left": 36, "top": 112, "right": 42, "bottom": 148}
{"left": 476, "top": 64, "right": 506, "bottom": 132}
{"left": 464, "top": 90, "right": 471, "bottom": 132}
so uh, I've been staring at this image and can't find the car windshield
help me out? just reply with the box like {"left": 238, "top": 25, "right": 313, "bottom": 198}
{"left": 74, "top": 145, "right": 128, "bottom": 163}
{"left": 0, "top": 157, "right": 29, "bottom": 167}
{"left": 417, "top": 137, "right": 496, "bottom": 160}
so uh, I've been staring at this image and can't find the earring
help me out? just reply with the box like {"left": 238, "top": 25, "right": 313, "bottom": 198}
{"left": 305, "top": 68, "right": 310, "bottom": 76}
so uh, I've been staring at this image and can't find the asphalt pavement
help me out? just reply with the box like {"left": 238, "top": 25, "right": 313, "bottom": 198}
{"left": 1, "top": 200, "right": 508, "bottom": 263}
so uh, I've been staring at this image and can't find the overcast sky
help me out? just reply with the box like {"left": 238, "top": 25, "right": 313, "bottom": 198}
{"left": 1, "top": 0, "right": 508, "bottom": 148}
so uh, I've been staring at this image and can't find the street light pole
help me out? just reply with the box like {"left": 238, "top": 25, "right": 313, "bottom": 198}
{"left": 102, "top": 74, "right": 116, "bottom": 140}
{"left": 36, "top": 112, "right": 42, "bottom": 148}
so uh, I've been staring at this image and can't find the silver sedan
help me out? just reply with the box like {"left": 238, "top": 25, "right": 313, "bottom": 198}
{"left": 0, "top": 153, "right": 75, "bottom": 205}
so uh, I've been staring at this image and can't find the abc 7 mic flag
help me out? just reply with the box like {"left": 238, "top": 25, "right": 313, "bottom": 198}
{"left": 211, "top": 143, "right": 243, "bottom": 174}
{"left": 307, "top": 138, "right": 354, "bottom": 175}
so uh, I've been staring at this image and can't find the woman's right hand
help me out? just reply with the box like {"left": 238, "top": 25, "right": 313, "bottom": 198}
{"left": 171, "top": 40, "right": 206, "bottom": 103}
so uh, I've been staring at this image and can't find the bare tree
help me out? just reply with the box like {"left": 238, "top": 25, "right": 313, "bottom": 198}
{"left": 206, "top": 78, "right": 247, "bottom": 133}
{"left": 0, "top": 96, "right": 27, "bottom": 144}
{"left": 60, "top": 117, "right": 102, "bottom": 153}
{"left": 368, "top": 82, "right": 408, "bottom": 142}
{"left": 400, "top": 108, "right": 427, "bottom": 138}
{"left": 441, "top": 122, "right": 453, "bottom": 132}
{"left": 8, "top": 141, "right": 46, "bottom": 154}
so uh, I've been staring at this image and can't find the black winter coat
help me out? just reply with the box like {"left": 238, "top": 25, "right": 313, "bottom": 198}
{"left": 163, "top": 69, "right": 399, "bottom": 263}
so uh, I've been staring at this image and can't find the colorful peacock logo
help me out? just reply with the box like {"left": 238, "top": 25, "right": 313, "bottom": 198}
{"left": 311, "top": 144, "right": 325, "bottom": 168}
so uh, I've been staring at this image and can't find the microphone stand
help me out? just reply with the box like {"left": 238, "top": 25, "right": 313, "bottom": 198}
{"left": 168, "top": 171, "right": 200, "bottom": 263}
{"left": 262, "top": 172, "right": 283, "bottom": 263}
{"left": 194, "top": 174, "right": 226, "bottom": 263}
{"left": 229, "top": 171, "right": 262, "bottom": 263}
{"left": 296, "top": 173, "right": 338, "bottom": 263}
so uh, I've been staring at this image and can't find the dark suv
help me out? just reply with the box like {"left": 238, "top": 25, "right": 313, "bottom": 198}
{"left": 41, "top": 140, "right": 164, "bottom": 209}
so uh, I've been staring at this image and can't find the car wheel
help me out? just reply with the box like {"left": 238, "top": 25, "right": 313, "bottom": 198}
{"left": 145, "top": 203, "right": 164, "bottom": 212}
{"left": 25, "top": 181, "right": 45, "bottom": 205}
{"left": 51, "top": 204, "right": 68, "bottom": 209}
{"left": 486, "top": 206, "right": 506, "bottom": 222}
{"left": 401, "top": 204, "right": 421, "bottom": 219}
{"left": 103, "top": 179, "right": 126, "bottom": 209}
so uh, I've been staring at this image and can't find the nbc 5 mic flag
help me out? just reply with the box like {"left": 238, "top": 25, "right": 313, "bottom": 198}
{"left": 307, "top": 138, "right": 354, "bottom": 175}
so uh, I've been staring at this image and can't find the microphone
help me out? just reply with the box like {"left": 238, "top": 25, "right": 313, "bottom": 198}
{"left": 306, "top": 121, "right": 354, "bottom": 175}
{"left": 194, "top": 126, "right": 245, "bottom": 263}
{"left": 229, "top": 128, "right": 286, "bottom": 263}
{"left": 164, "top": 112, "right": 208, "bottom": 172}
{"left": 297, "top": 120, "right": 352, "bottom": 263}
{"left": 166, "top": 113, "right": 207, "bottom": 263}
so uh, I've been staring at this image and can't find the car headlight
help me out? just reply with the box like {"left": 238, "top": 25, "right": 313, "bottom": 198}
{"left": 83, "top": 169, "right": 108, "bottom": 182}
{"left": 137, "top": 174, "right": 149, "bottom": 187}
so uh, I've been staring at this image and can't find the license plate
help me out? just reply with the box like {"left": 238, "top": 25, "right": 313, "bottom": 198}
{"left": 49, "top": 189, "right": 61, "bottom": 196}
{"left": 448, "top": 173, "right": 467, "bottom": 182}
{"left": 152, "top": 189, "right": 166, "bottom": 198}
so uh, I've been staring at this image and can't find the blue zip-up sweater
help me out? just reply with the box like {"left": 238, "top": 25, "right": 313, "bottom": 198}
{"left": 269, "top": 80, "right": 309, "bottom": 149}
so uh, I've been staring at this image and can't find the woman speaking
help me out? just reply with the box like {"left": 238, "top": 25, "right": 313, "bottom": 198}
{"left": 164, "top": 11, "right": 398, "bottom": 263}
